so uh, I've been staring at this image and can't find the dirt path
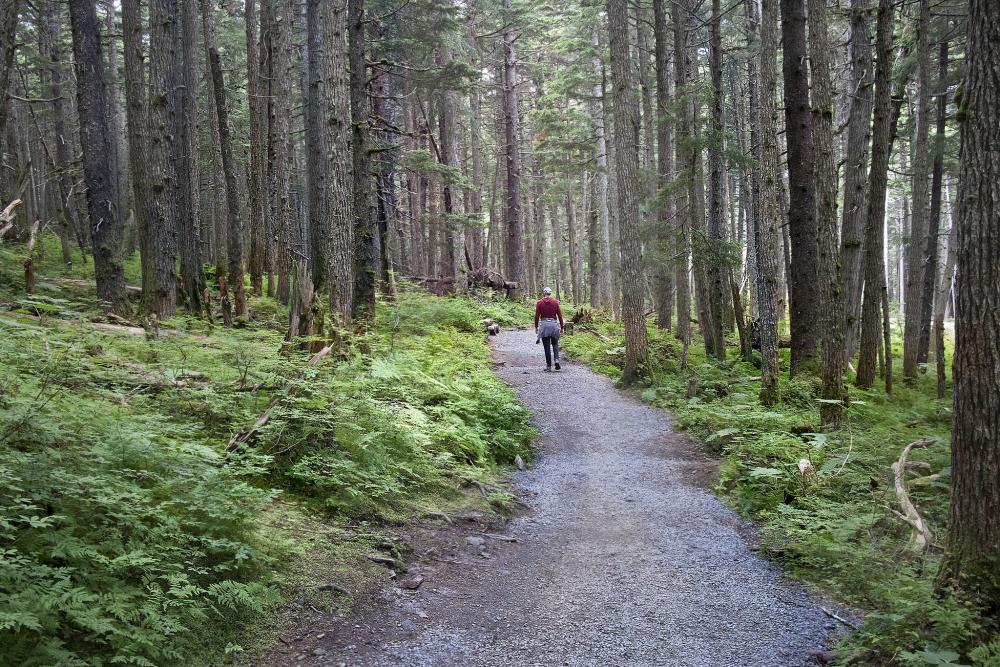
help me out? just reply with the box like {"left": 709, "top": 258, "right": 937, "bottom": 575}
{"left": 270, "top": 329, "right": 838, "bottom": 666}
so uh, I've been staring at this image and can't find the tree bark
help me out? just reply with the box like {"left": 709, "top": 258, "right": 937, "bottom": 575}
{"left": 937, "top": 0, "right": 1000, "bottom": 612}
{"left": 754, "top": 0, "right": 783, "bottom": 405}
{"left": 0, "top": 1, "right": 20, "bottom": 148}
{"left": 349, "top": 0, "right": 376, "bottom": 319}
{"left": 856, "top": 0, "right": 899, "bottom": 390}
{"left": 246, "top": 0, "right": 270, "bottom": 296}
{"left": 781, "top": 0, "right": 819, "bottom": 374}
{"left": 840, "top": 0, "right": 874, "bottom": 360}
{"left": 809, "top": 0, "right": 845, "bottom": 426}
{"left": 201, "top": 0, "right": 247, "bottom": 319}
{"left": 917, "top": 40, "right": 949, "bottom": 365}
{"left": 671, "top": 0, "right": 691, "bottom": 349}
{"left": 607, "top": 0, "right": 649, "bottom": 385}
{"left": 902, "top": 0, "right": 932, "bottom": 381}
{"left": 306, "top": 0, "right": 329, "bottom": 291}
{"left": 933, "top": 181, "right": 956, "bottom": 399}
{"left": 68, "top": 0, "right": 129, "bottom": 314}
{"left": 652, "top": 0, "right": 674, "bottom": 331}
{"left": 327, "top": 0, "right": 353, "bottom": 324}
{"left": 706, "top": 0, "right": 727, "bottom": 361}
{"left": 176, "top": 0, "right": 203, "bottom": 313}
{"left": 501, "top": 0, "right": 525, "bottom": 297}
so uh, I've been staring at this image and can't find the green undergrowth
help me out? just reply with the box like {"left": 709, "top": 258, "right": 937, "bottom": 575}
{"left": 562, "top": 315, "right": 998, "bottom": 667}
{"left": 0, "top": 239, "right": 535, "bottom": 666}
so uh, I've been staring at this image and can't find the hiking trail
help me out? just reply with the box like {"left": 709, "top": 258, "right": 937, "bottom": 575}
{"left": 267, "top": 328, "right": 840, "bottom": 666}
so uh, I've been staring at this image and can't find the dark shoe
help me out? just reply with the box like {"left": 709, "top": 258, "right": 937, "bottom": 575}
{"left": 555, "top": 362, "right": 561, "bottom": 370}
{"left": 544, "top": 366, "right": 552, "bottom": 372}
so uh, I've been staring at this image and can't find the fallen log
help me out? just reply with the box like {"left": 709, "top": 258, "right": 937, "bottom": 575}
{"left": 889, "top": 438, "right": 937, "bottom": 553}
{"left": 226, "top": 343, "right": 335, "bottom": 453}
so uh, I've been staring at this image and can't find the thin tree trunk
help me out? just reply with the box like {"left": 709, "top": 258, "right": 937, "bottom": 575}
{"left": 672, "top": 0, "right": 692, "bottom": 349}
{"left": 201, "top": 0, "right": 247, "bottom": 319}
{"left": 246, "top": 0, "right": 269, "bottom": 295}
{"left": 857, "top": 0, "right": 900, "bottom": 389}
{"left": 501, "top": 0, "right": 525, "bottom": 297}
{"left": 933, "top": 180, "right": 956, "bottom": 398}
{"left": 918, "top": 39, "right": 948, "bottom": 364}
{"left": 841, "top": 0, "right": 874, "bottom": 360}
{"left": 349, "top": 0, "right": 376, "bottom": 318}
{"left": 706, "top": 0, "right": 726, "bottom": 360}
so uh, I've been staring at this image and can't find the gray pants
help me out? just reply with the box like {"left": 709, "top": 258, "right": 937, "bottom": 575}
{"left": 538, "top": 319, "right": 561, "bottom": 367}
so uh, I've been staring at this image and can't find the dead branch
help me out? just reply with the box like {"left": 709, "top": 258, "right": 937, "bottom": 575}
{"left": 226, "top": 344, "right": 335, "bottom": 453}
{"left": 890, "top": 438, "right": 937, "bottom": 553}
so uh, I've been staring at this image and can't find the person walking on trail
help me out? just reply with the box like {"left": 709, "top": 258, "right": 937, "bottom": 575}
{"left": 534, "top": 287, "right": 565, "bottom": 371}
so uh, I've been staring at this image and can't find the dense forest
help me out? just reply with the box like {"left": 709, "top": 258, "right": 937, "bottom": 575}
{"left": 1, "top": 0, "right": 998, "bottom": 664}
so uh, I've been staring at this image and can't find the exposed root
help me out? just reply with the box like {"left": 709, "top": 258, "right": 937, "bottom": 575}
{"left": 889, "top": 438, "right": 937, "bottom": 553}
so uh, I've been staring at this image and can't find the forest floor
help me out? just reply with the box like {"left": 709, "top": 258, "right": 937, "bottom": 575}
{"left": 261, "top": 328, "right": 844, "bottom": 667}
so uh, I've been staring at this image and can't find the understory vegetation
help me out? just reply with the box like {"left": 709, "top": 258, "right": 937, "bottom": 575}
{"left": 0, "top": 237, "right": 533, "bottom": 666}
{"left": 561, "top": 313, "right": 998, "bottom": 667}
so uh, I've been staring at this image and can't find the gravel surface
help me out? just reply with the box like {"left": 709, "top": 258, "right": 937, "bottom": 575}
{"left": 272, "top": 329, "right": 838, "bottom": 667}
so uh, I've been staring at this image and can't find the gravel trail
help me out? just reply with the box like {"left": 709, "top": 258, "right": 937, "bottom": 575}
{"left": 283, "top": 328, "right": 837, "bottom": 666}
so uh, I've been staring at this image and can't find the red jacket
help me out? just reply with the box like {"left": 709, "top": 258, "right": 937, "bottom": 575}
{"left": 534, "top": 297, "right": 564, "bottom": 329}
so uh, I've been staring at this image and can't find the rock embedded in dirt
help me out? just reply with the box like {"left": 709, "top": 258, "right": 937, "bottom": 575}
{"left": 397, "top": 575, "right": 424, "bottom": 590}
{"left": 465, "top": 536, "right": 486, "bottom": 548}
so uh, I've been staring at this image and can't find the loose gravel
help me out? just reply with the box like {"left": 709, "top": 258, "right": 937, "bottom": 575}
{"left": 273, "top": 328, "right": 838, "bottom": 667}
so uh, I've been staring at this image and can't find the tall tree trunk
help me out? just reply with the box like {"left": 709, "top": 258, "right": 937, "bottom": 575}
{"left": 502, "top": 0, "right": 525, "bottom": 297}
{"left": 781, "top": 0, "right": 819, "bottom": 374}
{"left": 607, "top": 0, "right": 648, "bottom": 385}
{"left": 306, "top": 0, "right": 329, "bottom": 290}
{"left": 564, "top": 194, "right": 579, "bottom": 302}
{"left": 856, "top": 0, "right": 899, "bottom": 389}
{"left": 268, "top": 0, "right": 294, "bottom": 303}
{"left": 176, "top": 0, "right": 203, "bottom": 312}
{"left": 917, "top": 40, "right": 949, "bottom": 364}
{"left": 810, "top": 0, "right": 845, "bottom": 425}
{"left": 591, "top": 32, "right": 612, "bottom": 310}
{"left": 41, "top": 0, "right": 84, "bottom": 260}
{"left": 0, "top": 0, "right": 18, "bottom": 145}
{"left": 933, "top": 181, "right": 956, "bottom": 399}
{"left": 349, "top": 0, "right": 376, "bottom": 319}
{"left": 327, "top": 0, "right": 353, "bottom": 324}
{"left": 841, "top": 0, "right": 874, "bottom": 361}
{"left": 937, "top": 0, "right": 1000, "bottom": 612}
{"left": 201, "top": 0, "right": 247, "bottom": 319}
{"left": 902, "top": 0, "right": 932, "bottom": 381}
{"left": 68, "top": 0, "right": 129, "bottom": 314}
{"left": 754, "top": 0, "right": 783, "bottom": 405}
{"left": 138, "top": 0, "right": 181, "bottom": 316}
{"left": 652, "top": 0, "right": 673, "bottom": 330}
{"left": 246, "top": 0, "right": 269, "bottom": 296}
{"left": 706, "top": 0, "right": 726, "bottom": 361}
{"left": 468, "top": 39, "right": 486, "bottom": 271}
{"left": 671, "top": 0, "right": 692, "bottom": 349}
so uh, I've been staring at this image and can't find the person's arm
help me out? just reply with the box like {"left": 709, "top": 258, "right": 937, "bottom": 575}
{"left": 556, "top": 302, "right": 565, "bottom": 329}
{"left": 534, "top": 301, "right": 540, "bottom": 329}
